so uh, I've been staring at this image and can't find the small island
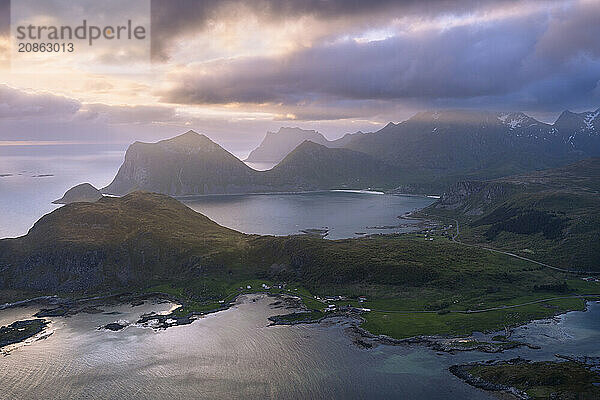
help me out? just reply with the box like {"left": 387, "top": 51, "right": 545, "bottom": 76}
{"left": 0, "top": 319, "right": 48, "bottom": 349}
{"left": 451, "top": 358, "right": 600, "bottom": 399}
{"left": 53, "top": 183, "right": 103, "bottom": 204}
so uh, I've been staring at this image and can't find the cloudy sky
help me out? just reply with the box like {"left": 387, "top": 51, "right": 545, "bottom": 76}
{"left": 1, "top": 0, "right": 599, "bottom": 156}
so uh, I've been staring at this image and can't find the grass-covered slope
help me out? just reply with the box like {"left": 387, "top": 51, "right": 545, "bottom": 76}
{"left": 1, "top": 192, "right": 598, "bottom": 339}
{"left": 0, "top": 192, "right": 247, "bottom": 292}
{"left": 264, "top": 140, "right": 404, "bottom": 190}
{"left": 428, "top": 158, "right": 600, "bottom": 271}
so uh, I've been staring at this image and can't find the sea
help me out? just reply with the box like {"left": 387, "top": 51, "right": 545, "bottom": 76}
{"left": 1, "top": 295, "right": 599, "bottom": 399}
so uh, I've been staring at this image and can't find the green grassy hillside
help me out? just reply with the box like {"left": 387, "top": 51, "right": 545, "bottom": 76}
{"left": 426, "top": 158, "right": 600, "bottom": 271}
{"left": 1, "top": 191, "right": 598, "bottom": 339}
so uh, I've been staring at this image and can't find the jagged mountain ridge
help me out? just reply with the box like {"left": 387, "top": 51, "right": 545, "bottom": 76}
{"left": 553, "top": 108, "right": 600, "bottom": 151}
{"left": 103, "top": 107, "right": 600, "bottom": 197}
{"left": 343, "top": 109, "right": 589, "bottom": 174}
{"left": 244, "top": 127, "right": 364, "bottom": 163}
{"left": 102, "top": 132, "right": 397, "bottom": 196}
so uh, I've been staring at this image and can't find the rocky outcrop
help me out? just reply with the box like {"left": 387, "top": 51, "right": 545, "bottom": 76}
{"left": 245, "top": 127, "right": 366, "bottom": 164}
{"left": 434, "top": 180, "right": 515, "bottom": 215}
{"left": 245, "top": 127, "right": 330, "bottom": 163}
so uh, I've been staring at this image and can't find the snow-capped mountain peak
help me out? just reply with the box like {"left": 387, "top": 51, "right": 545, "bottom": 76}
{"left": 497, "top": 112, "right": 534, "bottom": 130}
{"left": 584, "top": 109, "right": 599, "bottom": 131}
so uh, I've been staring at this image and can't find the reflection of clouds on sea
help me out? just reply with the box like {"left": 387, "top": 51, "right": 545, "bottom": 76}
{"left": 0, "top": 294, "right": 490, "bottom": 399}
{"left": 1, "top": 294, "right": 599, "bottom": 399}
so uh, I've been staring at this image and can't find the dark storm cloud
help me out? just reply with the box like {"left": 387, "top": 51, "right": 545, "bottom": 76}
{"left": 160, "top": 1, "right": 600, "bottom": 116}
{"left": 535, "top": 0, "right": 600, "bottom": 61}
{"left": 150, "top": 0, "right": 519, "bottom": 60}
{"left": 161, "top": 18, "right": 540, "bottom": 103}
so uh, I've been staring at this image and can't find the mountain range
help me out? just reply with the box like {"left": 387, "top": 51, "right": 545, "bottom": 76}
{"left": 102, "top": 132, "right": 400, "bottom": 195}
{"left": 103, "top": 107, "right": 600, "bottom": 196}
{"left": 345, "top": 109, "right": 600, "bottom": 184}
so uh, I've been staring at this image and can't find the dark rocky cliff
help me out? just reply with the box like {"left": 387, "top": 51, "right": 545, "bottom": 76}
{"left": 434, "top": 180, "right": 516, "bottom": 215}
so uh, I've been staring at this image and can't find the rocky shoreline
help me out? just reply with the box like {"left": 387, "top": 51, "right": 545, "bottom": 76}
{"left": 449, "top": 359, "right": 531, "bottom": 399}
{"left": 0, "top": 290, "right": 580, "bottom": 358}
{"left": 0, "top": 292, "right": 176, "bottom": 319}
{"left": 267, "top": 303, "right": 543, "bottom": 354}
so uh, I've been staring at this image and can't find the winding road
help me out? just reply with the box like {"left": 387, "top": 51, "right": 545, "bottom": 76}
{"left": 358, "top": 212, "right": 600, "bottom": 315}
{"left": 423, "top": 212, "right": 600, "bottom": 275}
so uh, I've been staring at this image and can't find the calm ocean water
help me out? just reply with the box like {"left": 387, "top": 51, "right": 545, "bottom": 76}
{"left": 0, "top": 144, "right": 126, "bottom": 238}
{"left": 182, "top": 191, "right": 434, "bottom": 239}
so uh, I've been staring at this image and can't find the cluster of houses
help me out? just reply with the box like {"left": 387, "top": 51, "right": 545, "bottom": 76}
{"left": 318, "top": 294, "right": 370, "bottom": 313}
{"left": 582, "top": 277, "right": 599, "bottom": 282}
{"left": 238, "top": 282, "right": 286, "bottom": 291}
{"left": 325, "top": 304, "right": 371, "bottom": 313}
{"left": 233, "top": 282, "right": 372, "bottom": 313}
{"left": 420, "top": 224, "right": 455, "bottom": 240}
